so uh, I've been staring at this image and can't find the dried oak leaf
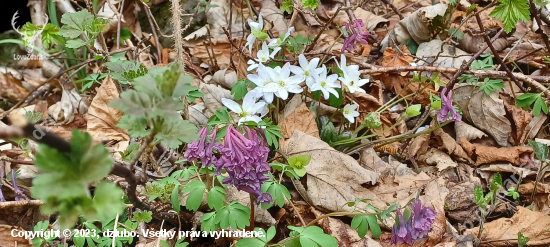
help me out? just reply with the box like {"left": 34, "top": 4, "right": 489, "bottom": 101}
{"left": 283, "top": 131, "right": 384, "bottom": 213}
{"left": 84, "top": 76, "right": 129, "bottom": 158}
{"left": 378, "top": 46, "right": 413, "bottom": 93}
{"left": 0, "top": 72, "right": 29, "bottom": 102}
{"left": 459, "top": 138, "right": 533, "bottom": 166}
{"left": 465, "top": 207, "right": 550, "bottom": 246}
{"left": 501, "top": 93, "right": 531, "bottom": 145}
{"left": 433, "top": 128, "right": 473, "bottom": 164}
{"left": 454, "top": 121, "right": 486, "bottom": 142}
{"left": 520, "top": 114, "right": 547, "bottom": 144}
{"left": 422, "top": 148, "right": 457, "bottom": 171}
{"left": 278, "top": 103, "right": 320, "bottom": 151}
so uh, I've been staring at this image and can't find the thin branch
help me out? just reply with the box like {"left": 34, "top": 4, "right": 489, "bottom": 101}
{"left": 379, "top": 0, "right": 404, "bottom": 19}
{"left": 145, "top": 3, "right": 162, "bottom": 63}
{"left": 529, "top": 0, "right": 550, "bottom": 52}
{"left": 0, "top": 200, "right": 43, "bottom": 209}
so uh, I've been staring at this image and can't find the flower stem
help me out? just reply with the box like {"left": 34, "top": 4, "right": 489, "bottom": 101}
{"left": 247, "top": 194, "right": 255, "bottom": 231}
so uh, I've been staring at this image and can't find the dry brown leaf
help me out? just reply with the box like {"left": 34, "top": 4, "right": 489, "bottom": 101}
{"left": 518, "top": 182, "right": 550, "bottom": 214}
{"left": 454, "top": 121, "right": 487, "bottom": 142}
{"left": 316, "top": 214, "right": 383, "bottom": 247}
{"left": 416, "top": 40, "right": 472, "bottom": 69}
{"left": 0, "top": 72, "right": 29, "bottom": 102}
{"left": 278, "top": 103, "right": 320, "bottom": 150}
{"left": 520, "top": 114, "right": 547, "bottom": 144}
{"left": 360, "top": 147, "right": 391, "bottom": 173}
{"left": 400, "top": 82, "right": 438, "bottom": 106}
{"left": 433, "top": 128, "right": 474, "bottom": 164}
{"left": 501, "top": 93, "right": 531, "bottom": 145}
{"left": 379, "top": 46, "right": 413, "bottom": 93}
{"left": 459, "top": 138, "right": 533, "bottom": 166}
{"left": 423, "top": 148, "right": 458, "bottom": 171}
{"left": 283, "top": 131, "right": 384, "bottom": 212}
{"left": 465, "top": 207, "right": 550, "bottom": 246}
{"left": 454, "top": 85, "right": 511, "bottom": 147}
{"left": 0, "top": 225, "right": 33, "bottom": 246}
{"left": 84, "top": 77, "right": 129, "bottom": 157}
{"left": 189, "top": 41, "right": 249, "bottom": 78}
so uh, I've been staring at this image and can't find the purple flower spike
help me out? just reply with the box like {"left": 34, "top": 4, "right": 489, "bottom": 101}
{"left": 436, "top": 88, "right": 462, "bottom": 122}
{"left": 184, "top": 127, "right": 220, "bottom": 167}
{"left": 0, "top": 172, "right": 6, "bottom": 202}
{"left": 342, "top": 19, "right": 369, "bottom": 53}
{"left": 11, "top": 169, "right": 24, "bottom": 201}
{"left": 410, "top": 199, "right": 436, "bottom": 239}
{"left": 216, "top": 126, "right": 271, "bottom": 204}
{"left": 391, "top": 208, "right": 413, "bottom": 245}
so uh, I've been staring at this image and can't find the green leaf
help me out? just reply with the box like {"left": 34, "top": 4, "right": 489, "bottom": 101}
{"left": 489, "top": 0, "right": 530, "bottom": 33}
{"left": 214, "top": 202, "right": 251, "bottom": 230}
{"left": 66, "top": 39, "right": 87, "bottom": 48}
{"left": 366, "top": 215, "right": 381, "bottom": 238}
{"left": 132, "top": 210, "right": 153, "bottom": 223}
{"left": 297, "top": 226, "right": 338, "bottom": 247}
{"left": 448, "top": 27, "right": 464, "bottom": 40}
{"left": 200, "top": 212, "right": 217, "bottom": 232}
{"left": 474, "top": 186, "right": 487, "bottom": 207}
{"left": 231, "top": 79, "right": 248, "bottom": 101}
{"left": 261, "top": 180, "right": 291, "bottom": 209}
{"left": 119, "top": 27, "right": 132, "bottom": 44}
{"left": 171, "top": 184, "right": 181, "bottom": 213}
{"left": 302, "top": 0, "right": 319, "bottom": 10}
{"left": 351, "top": 216, "right": 370, "bottom": 238}
{"left": 516, "top": 93, "right": 539, "bottom": 110}
{"left": 156, "top": 118, "right": 200, "bottom": 149}
{"left": 479, "top": 78, "right": 504, "bottom": 95}
{"left": 533, "top": 95, "right": 549, "bottom": 117}
{"left": 235, "top": 238, "right": 266, "bottom": 247}
{"left": 207, "top": 186, "right": 226, "bottom": 210}
{"left": 518, "top": 231, "right": 530, "bottom": 247}
{"left": 404, "top": 39, "right": 419, "bottom": 55}
{"left": 380, "top": 203, "right": 399, "bottom": 219}
{"left": 170, "top": 167, "right": 197, "bottom": 180}
{"left": 281, "top": 0, "right": 294, "bottom": 14}
{"left": 405, "top": 104, "right": 422, "bottom": 117}
{"left": 528, "top": 140, "right": 549, "bottom": 160}
{"left": 117, "top": 115, "right": 151, "bottom": 138}
{"left": 160, "top": 240, "right": 170, "bottom": 247}
{"left": 32, "top": 130, "right": 122, "bottom": 229}
{"left": 181, "top": 180, "right": 206, "bottom": 211}
{"left": 507, "top": 187, "right": 520, "bottom": 200}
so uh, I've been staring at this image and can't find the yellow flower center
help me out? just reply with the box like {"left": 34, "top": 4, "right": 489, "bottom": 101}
{"left": 294, "top": 161, "right": 303, "bottom": 169}
{"left": 305, "top": 71, "right": 310, "bottom": 76}
{"left": 279, "top": 80, "right": 286, "bottom": 86}
{"left": 321, "top": 81, "right": 326, "bottom": 87}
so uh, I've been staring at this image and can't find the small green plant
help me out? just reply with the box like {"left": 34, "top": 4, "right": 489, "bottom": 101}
{"left": 281, "top": 0, "right": 294, "bottom": 14}
{"left": 516, "top": 93, "right": 549, "bottom": 117}
{"left": 75, "top": 73, "right": 107, "bottom": 92}
{"left": 518, "top": 231, "right": 530, "bottom": 247}
{"left": 32, "top": 221, "right": 55, "bottom": 247}
{"left": 25, "top": 111, "right": 42, "bottom": 124}
{"left": 490, "top": 0, "right": 530, "bottom": 33}
{"left": 302, "top": 0, "right": 319, "bottom": 10}
{"left": 59, "top": 10, "right": 109, "bottom": 49}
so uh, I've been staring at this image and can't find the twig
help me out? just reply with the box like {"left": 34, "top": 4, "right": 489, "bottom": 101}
{"left": 171, "top": 0, "right": 184, "bottom": 68}
{"left": 144, "top": 4, "right": 162, "bottom": 64}
{"left": 228, "top": 0, "right": 238, "bottom": 72}
{"left": 129, "top": 131, "right": 156, "bottom": 173}
{"left": 0, "top": 200, "right": 43, "bottom": 209}
{"left": 288, "top": 200, "right": 307, "bottom": 227}
{"left": 289, "top": 0, "right": 302, "bottom": 28}
{"left": 305, "top": 7, "right": 342, "bottom": 53}
{"left": 445, "top": 29, "right": 505, "bottom": 91}
{"left": 0, "top": 47, "right": 135, "bottom": 120}
{"left": 529, "top": 0, "right": 550, "bottom": 52}
{"left": 344, "top": 0, "right": 357, "bottom": 21}
{"left": 475, "top": 14, "right": 527, "bottom": 93}
{"left": 379, "top": 0, "right": 404, "bottom": 19}
{"left": 497, "top": 31, "right": 528, "bottom": 70}
{"left": 205, "top": 26, "right": 220, "bottom": 71}
{"left": 116, "top": 0, "right": 125, "bottom": 50}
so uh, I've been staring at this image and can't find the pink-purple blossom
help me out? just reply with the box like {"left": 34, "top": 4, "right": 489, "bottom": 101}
{"left": 342, "top": 19, "right": 369, "bottom": 53}
{"left": 410, "top": 199, "right": 437, "bottom": 239}
{"left": 184, "top": 127, "right": 221, "bottom": 167}
{"left": 436, "top": 88, "right": 462, "bottom": 122}
{"left": 216, "top": 126, "right": 272, "bottom": 204}
{"left": 391, "top": 200, "right": 437, "bottom": 246}
{"left": 11, "top": 169, "right": 24, "bottom": 201}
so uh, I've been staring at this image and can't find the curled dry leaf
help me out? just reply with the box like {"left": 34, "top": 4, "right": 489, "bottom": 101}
{"left": 465, "top": 207, "right": 550, "bottom": 246}
{"left": 212, "top": 68, "right": 238, "bottom": 89}
{"left": 259, "top": 0, "right": 289, "bottom": 35}
{"left": 359, "top": 147, "right": 391, "bottom": 173}
{"left": 453, "top": 85, "right": 511, "bottom": 147}
{"left": 84, "top": 76, "right": 129, "bottom": 158}
{"left": 332, "top": 7, "right": 389, "bottom": 31}
{"left": 278, "top": 103, "right": 320, "bottom": 154}
{"left": 433, "top": 128, "right": 473, "bottom": 164}
{"left": 501, "top": 93, "right": 531, "bottom": 145}
{"left": 198, "top": 82, "right": 237, "bottom": 121}
{"left": 283, "top": 131, "right": 384, "bottom": 212}
{"left": 0, "top": 72, "right": 29, "bottom": 102}
{"left": 48, "top": 84, "right": 89, "bottom": 124}
{"left": 381, "top": 4, "right": 449, "bottom": 50}
{"left": 416, "top": 40, "right": 472, "bottom": 69}
{"left": 459, "top": 138, "right": 533, "bottom": 166}
{"left": 184, "top": 0, "right": 247, "bottom": 41}
{"left": 454, "top": 121, "right": 486, "bottom": 142}
{"left": 422, "top": 148, "right": 458, "bottom": 171}
{"left": 520, "top": 114, "right": 547, "bottom": 144}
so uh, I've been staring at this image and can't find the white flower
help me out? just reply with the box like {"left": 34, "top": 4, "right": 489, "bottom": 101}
{"left": 245, "top": 13, "right": 264, "bottom": 53}
{"left": 335, "top": 54, "right": 359, "bottom": 75}
{"left": 290, "top": 54, "right": 324, "bottom": 87}
{"left": 268, "top": 27, "right": 294, "bottom": 49}
{"left": 310, "top": 65, "right": 340, "bottom": 100}
{"left": 342, "top": 103, "right": 360, "bottom": 123}
{"left": 247, "top": 42, "right": 280, "bottom": 71}
{"left": 247, "top": 64, "right": 276, "bottom": 103}
{"left": 339, "top": 68, "right": 369, "bottom": 93}
{"left": 221, "top": 92, "right": 267, "bottom": 125}
{"left": 264, "top": 63, "right": 303, "bottom": 100}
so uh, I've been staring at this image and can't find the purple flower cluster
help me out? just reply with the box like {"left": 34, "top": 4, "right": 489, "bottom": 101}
{"left": 391, "top": 199, "right": 437, "bottom": 245}
{"left": 342, "top": 19, "right": 369, "bottom": 53}
{"left": 11, "top": 169, "right": 24, "bottom": 201}
{"left": 184, "top": 127, "right": 221, "bottom": 168}
{"left": 436, "top": 88, "right": 462, "bottom": 122}
{"left": 184, "top": 126, "right": 272, "bottom": 205}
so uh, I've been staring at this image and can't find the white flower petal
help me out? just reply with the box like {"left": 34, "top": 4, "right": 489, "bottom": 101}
{"left": 222, "top": 98, "right": 242, "bottom": 114}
